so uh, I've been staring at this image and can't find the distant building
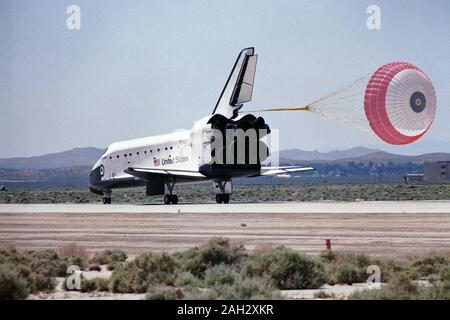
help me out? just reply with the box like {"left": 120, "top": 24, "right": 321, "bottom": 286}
{"left": 405, "top": 174, "right": 424, "bottom": 184}
{"left": 423, "top": 161, "right": 450, "bottom": 182}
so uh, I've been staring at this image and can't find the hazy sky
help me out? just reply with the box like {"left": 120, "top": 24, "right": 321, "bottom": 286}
{"left": 1, "top": 0, "right": 449, "bottom": 157}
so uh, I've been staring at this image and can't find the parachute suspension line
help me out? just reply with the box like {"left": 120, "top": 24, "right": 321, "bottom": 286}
{"left": 251, "top": 105, "right": 310, "bottom": 112}
{"left": 305, "top": 73, "right": 372, "bottom": 107}
{"left": 247, "top": 72, "right": 374, "bottom": 135}
{"left": 307, "top": 108, "right": 374, "bottom": 136}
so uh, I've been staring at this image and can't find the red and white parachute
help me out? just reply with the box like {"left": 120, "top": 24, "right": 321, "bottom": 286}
{"left": 252, "top": 62, "right": 437, "bottom": 145}
{"left": 364, "top": 62, "right": 436, "bottom": 144}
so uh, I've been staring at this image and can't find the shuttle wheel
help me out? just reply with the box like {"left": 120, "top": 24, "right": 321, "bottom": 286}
{"left": 102, "top": 197, "right": 111, "bottom": 204}
{"left": 215, "top": 194, "right": 230, "bottom": 204}
{"left": 164, "top": 195, "right": 171, "bottom": 205}
{"left": 164, "top": 194, "right": 178, "bottom": 205}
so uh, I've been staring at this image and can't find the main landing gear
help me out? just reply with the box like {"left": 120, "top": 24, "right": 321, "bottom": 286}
{"left": 163, "top": 179, "right": 178, "bottom": 205}
{"left": 214, "top": 180, "right": 232, "bottom": 204}
{"left": 161, "top": 179, "right": 232, "bottom": 205}
{"left": 102, "top": 190, "right": 112, "bottom": 204}
{"left": 215, "top": 194, "right": 230, "bottom": 204}
{"left": 164, "top": 194, "right": 178, "bottom": 205}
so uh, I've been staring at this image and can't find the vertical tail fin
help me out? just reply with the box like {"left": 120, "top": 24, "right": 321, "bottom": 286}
{"left": 212, "top": 47, "right": 258, "bottom": 119}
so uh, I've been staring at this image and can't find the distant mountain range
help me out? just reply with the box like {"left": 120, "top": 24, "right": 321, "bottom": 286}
{"left": 0, "top": 147, "right": 104, "bottom": 170}
{"left": 338, "top": 151, "right": 450, "bottom": 164}
{"left": 279, "top": 148, "right": 450, "bottom": 165}
{"left": 0, "top": 146, "right": 449, "bottom": 170}
{"left": 364, "top": 139, "right": 450, "bottom": 156}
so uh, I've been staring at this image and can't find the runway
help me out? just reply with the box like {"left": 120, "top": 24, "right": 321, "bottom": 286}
{"left": 1, "top": 200, "right": 450, "bottom": 214}
{"left": 0, "top": 201, "right": 449, "bottom": 257}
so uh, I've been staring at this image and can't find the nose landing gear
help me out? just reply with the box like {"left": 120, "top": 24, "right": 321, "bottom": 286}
{"left": 102, "top": 190, "right": 112, "bottom": 204}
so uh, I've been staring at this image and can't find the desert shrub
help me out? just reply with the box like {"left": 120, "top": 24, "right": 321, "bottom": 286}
{"left": 27, "top": 272, "right": 54, "bottom": 293}
{"left": 178, "top": 238, "right": 247, "bottom": 278}
{"left": 58, "top": 244, "right": 90, "bottom": 270}
{"left": 0, "top": 264, "right": 30, "bottom": 300}
{"left": 182, "top": 287, "right": 215, "bottom": 300}
{"left": 353, "top": 254, "right": 372, "bottom": 269}
{"left": 349, "top": 273, "right": 450, "bottom": 300}
{"left": 349, "top": 273, "right": 417, "bottom": 300}
{"left": 94, "top": 278, "right": 110, "bottom": 292}
{"left": 375, "top": 258, "right": 407, "bottom": 282}
{"left": 204, "top": 265, "right": 238, "bottom": 286}
{"left": 0, "top": 249, "right": 67, "bottom": 277}
{"left": 90, "top": 249, "right": 127, "bottom": 265}
{"left": 326, "top": 273, "right": 337, "bottom": 286}
{"left": 313, "top": 291, "right": 336, "bottom": 299}
{"left": 0, "top": 249, "right": 64, "bottom": 293}
{"left": 339, "top": 253, "right": 373, "bottom": 275}
{"left": 319, "top": 250, "right": 337, "bottom": 263}
{"left": 79, "top": 277, "right": 109, "bottom": 292}
{"left": 410, "top": 254, "right": 448, "bottom": 278}
{"left": 107, "top": 261, "right": 121, "bottom": 271}
{"left": 440, "top": 266, "right": 450, "bottom": 282}
{"left": 146, "top": 285, "right": 184, "bottom": 300}
{"left": 80, "top": 277, "right": 96, "bottom": 293}
{"left": 331, "top": 252, "right": 372, "bottom": 268}
{"left": 64, "top": 255, "right": 88, "bottom": 270}
{"left": 110, "top": 253, "right": 178, "bottom": 293}
{"left": 412, "top": 281, "right": 450, "bottom": 300}
{"left": 184, "top": 276, "right": 278, "bottom": 300}
{"left": 417, "top": 281, "right": 450, "bottom": 300}
{"left": 213, "top": 276, "right": 279, "bottom": 300}
{"left": 335, "top": 264, "right": 359, "bottom": 285}
{"left": 245, "top": 246, "right": 326, "bottom": 289}
{"left": 10, "top": 263, "right": 53, "bottom": 293}
{"left": 174, "top": 271, "right": 202, "bottom": 288}
{"left": 323, "top": 252, "right": 376, "bottom": 284}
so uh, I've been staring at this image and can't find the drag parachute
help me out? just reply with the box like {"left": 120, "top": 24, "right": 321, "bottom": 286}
{"left": 252, "top": 62, "right": 436, "bottom": 145}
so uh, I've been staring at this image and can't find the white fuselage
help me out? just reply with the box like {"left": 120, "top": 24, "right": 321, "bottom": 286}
{"left": 96, "top": 130, "right": 193, "bottom": 181}
{"left": 90, "top": 115, "right": 213, "bottom": 188}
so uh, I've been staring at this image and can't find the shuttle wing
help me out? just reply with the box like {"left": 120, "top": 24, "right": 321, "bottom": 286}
{"left": 259, "top": 166, "right": 315, "bottom": 176}
{"left": 124, "top": 167, "right": 207, "bottom": 182}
